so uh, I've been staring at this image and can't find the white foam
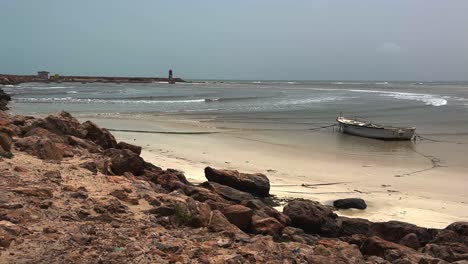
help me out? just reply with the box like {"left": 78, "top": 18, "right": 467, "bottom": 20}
{"left": 15, "top": 97, "right": 206, "bottom": 104}
{"left": 350, "top": 89, "right": 447, "bottom": 106}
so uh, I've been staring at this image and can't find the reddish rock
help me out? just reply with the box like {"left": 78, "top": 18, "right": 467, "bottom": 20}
{"left": 147, "top": 169, "right": 189, "bottom": 191}
{"left": 105, "top": 148, "right": 145, "bottom": 176}
{"left": 283, "top": 199, "right": 339, "bottom": 235}
{"left": 25, "top": 127, "right": 66, "bottom": 143}
{"left": 117, "top": 141, "right": 142, "bottom": 155}
{"left": 186, "top": 186, "right": 227, "bottom": 203}
{"left": 220, "top": 204, "right": 253, "bottom": 231}
{"left": 446, "top": 222, "right": 468, "bottom": 237}
{"left": 82, "top": 120, "right": 117, "bottom": 149}
{"left": 204, "top": 167, "right": 270, "bottom": 197}
{"left": 35, "top": 138, "right": 63, "bottom": 161}
{"left": 14, "top": 166, "right": 28, "bottom": 172}
{"left": 251, "top": 216, "right": 284, "bottom": 236}
{"left": 186, "top": 198, "right": 212, "bottom": 228}
{"left": 12, "top": 187, "right": 53, "bottom": 198}
{"left": 109, "top": 189, "right": 139, "bottom": 205}
{"left": 43, "top": 112, "right": 87, "bottom": 138}
{"left": 201, "top": 181, "right": 254, "bottom": 203}
{"left": 80, "top": 161, "right": 98, "bottom": 174}
{"left": 208, "top": 210, "right": 245, "bottom": 236}
{"left": 422, "top": 242, "right": 468, "bottom": 263}
{"left": 309, "top": 239, "right": 366, "bottom": 264}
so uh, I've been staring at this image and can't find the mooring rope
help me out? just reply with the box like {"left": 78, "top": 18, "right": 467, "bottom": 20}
{"left": 308, "top": 124, "right": 338, "bottom": 131}
{"left": 414, "top": 133, "right": 467, "bottom": 145}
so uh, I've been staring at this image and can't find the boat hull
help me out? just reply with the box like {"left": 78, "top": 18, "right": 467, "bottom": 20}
{"left": 339, "top": 123, "right": 415, "bottom": 140}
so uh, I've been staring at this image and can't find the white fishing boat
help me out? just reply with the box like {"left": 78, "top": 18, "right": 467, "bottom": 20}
{"left": 336, "top": 116, "right": 415, "bottom": 140}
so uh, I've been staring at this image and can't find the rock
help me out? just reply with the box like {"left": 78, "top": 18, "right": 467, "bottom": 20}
{"left": 185, "top": 186, "right": 227, "bottom": 203}
{"left": 14, "top": 136, "right": 40, "bottom": 152}
{"left": 370, "top": 221, "right": 436, "bottom": 246}
{"left": 12, "top": 187, "right": 53, "bottom": 198}
{"left": 82, "top": 121, "right": 117, "bottom": 149}
{"left": 251, "top": 216, "right": 284, "bottom": 236}
{"left": 334, "top": 198, "right": 367, "bottom": 210}
{"left": 308, "top": 239, "right": 366, "bottom": 264}
{"left": 399, "top": 233, "right": 421, "bottom": 249}
{"left": 24, "top": 127, "right": 66, "bottom": 143}
{"left": 34, "top": 138, "right": 63, "bottom": 161}
{"left": 360, "top": 236, "right": 442, "bottom": 263}
{"left": 13, "top": 166, "right": 28, "bottom": 173}
{"left": 117, "top": 141, "right": 142, "bottom": 155}
{"left": 283, "top": 199, "right": 339, "bottom": 235}
{"left": 220, "top": 204, "right": 253, "bottom": 231}
{"left": 338, "top": 217, "right": 372, "bottom": 236}
{"left": 68, "top": 136, "right": 103, "bottom": 153}
{"left": 43, "top": 170, "right": 62, "bottom": 182}
{"left": 422, "top": 242, "right": 468, "bottom": 263}
{"left": 185, "top": 198, "right": 212, "bottom": 228}
{"left": 105, "top": 148, "right": 145, "bottom": 176}
{"left": 201, "top": 181, "right": 254, "bottom": 203}
{"left": 42, "top": 112, "right": 87, "bottom": 138}
{"left": 280, "top": 226, "right": 319, "bottom": 245}
{"left": 80, "top": 161, "right": 98, "bottom": 174}
{"left": 204, "top": 167, "right": 270, "bottom": 197}
{"left": 208, "top": 210, "right": 245, "bottom": 236}
{"left": 109, "top": 189, "right": 139, "bottom": 205}
{"left": 446, "top": 222, "right": 468, "bottom": 237}
{"left": 147, "top": 169, "right": 189, "bottom": 192}
{"left": 242, "top": 199, "right": 290, "bottom": 226}
{"left": 0, "top": 132, "right": 12, "bottom": 151}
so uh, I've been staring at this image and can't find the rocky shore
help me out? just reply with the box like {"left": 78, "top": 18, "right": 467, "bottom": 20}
{"left": 0, "top": 89, "right": 467, "bottom": 263}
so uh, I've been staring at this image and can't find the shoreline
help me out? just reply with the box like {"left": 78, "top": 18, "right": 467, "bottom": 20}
{"left": 85, "top": 115, "right": 468, "bottom": 228}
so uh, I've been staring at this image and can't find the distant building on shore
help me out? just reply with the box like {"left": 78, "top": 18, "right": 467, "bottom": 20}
{"left": 37, "top": 71, "right": 50, "bottom": 80}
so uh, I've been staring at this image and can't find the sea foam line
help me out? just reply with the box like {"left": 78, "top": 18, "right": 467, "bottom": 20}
{"left": 349, "top": 89, "right": 448, "bottom": 106}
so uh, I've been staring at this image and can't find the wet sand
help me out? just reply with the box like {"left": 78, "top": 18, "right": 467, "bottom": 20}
{"left": 85, "top": 115, "right": 468, "bottom": 228}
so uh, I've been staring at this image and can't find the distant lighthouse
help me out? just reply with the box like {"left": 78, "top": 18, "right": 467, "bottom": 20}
{"left": 168, "top": 69, "right": 175, "bottom": 84}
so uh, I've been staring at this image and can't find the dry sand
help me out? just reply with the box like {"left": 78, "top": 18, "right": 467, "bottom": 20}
{"left": 85, "top": 115, "right": 468, "bottom": 228}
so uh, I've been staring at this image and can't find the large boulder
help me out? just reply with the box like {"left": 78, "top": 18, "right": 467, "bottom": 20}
{"left": 42, "top": 112, "right": 87, "bottom": 138}
{"left": 82, "top": 121, "right": 117, "bottom": 149}
{"left": 369, "top": 221, "right": 437, "bottom": 247}
{"left": 104, "top": 148, "right": 145, "bottom": 176}
{"left": 204, "top": 167, "right": 270, "bottom": 197}
{"left": 337, "top": 217, "right": 372, "bottom": 237}
{"left": 220, "top": 204, "right": 253, "bottom": 231}
{"left": 334, "top": 198, "right": 367, "bottom": 210}
{"left": 283, "top": 199, "right": 339, "bottom": 236}
{"left": 201, "top": 181, "right": 254, "bottom": 203}
{"left": 117, "top": 141, "right": 141, "bottom": 155}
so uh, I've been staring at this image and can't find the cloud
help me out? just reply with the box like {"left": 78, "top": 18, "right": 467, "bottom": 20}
{"left": 376, "top": 42, "right": 403, "bottom": 54}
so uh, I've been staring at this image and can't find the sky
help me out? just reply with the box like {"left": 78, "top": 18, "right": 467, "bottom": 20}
{"left": 1, "top": 0, "right": 468, "bottom": 81}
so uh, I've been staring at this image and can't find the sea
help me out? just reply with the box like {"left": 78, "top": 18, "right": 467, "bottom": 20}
{"left": 3, "top": 80, "right": 468, "bottom": 135}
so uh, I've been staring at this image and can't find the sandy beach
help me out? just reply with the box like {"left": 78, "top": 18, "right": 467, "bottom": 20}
{"left": 85, "top": 114, "right": 468, "bottom": 229}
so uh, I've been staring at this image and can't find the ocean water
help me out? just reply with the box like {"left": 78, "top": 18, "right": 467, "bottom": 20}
{"left": 4, "top": 80, "right": 468, "bottom": 134}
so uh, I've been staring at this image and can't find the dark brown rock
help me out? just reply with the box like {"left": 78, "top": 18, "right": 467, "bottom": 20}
{"left": 204, "top": 167, "right": 270, "bottom": 197}
{"left": 338, "top": 217, "right": 372, "bottom": 236}
{"left": 399, "top": 233, "right": 421, "bottom": 249}
{"left": 201, "top": 181, "right": 254, "bottom": 203}
{"left": 24, "top": 127, "right": 66, "bottom": 143}
{"left": 68, "top": 136, "right": 103, "bottom": 153}
{"left": 370, "top": 221, "right": 436, "bottom": 246}
{"left": 82, "top": 120, "right": 117, "bottom": 149}
{"left": 117, "top": 141, "right": 142, "bottom": 155}
{"left": 308, "top": 239, "right": 366, "bottom": 264}
{"left": 242, "top": 199, "right": 290, "bottom": 226}
{"left": 80, "top": 161, "right": 98, "bottom": 174}
{"left": 105, "top": 148, "right": 145, "bottom": 176}
{"left": 283, "top": 199, "right": 339, "bottom": 235}
{"left": 334, "top": 198, "right": 367, "bottom": 210}
{"left": 0, "top": 132, "right": 12, "bottom": 152}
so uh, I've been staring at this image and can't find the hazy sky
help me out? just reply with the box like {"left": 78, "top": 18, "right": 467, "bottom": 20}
{"left": 1, "top": 0, "right": 468, "bottom": 80}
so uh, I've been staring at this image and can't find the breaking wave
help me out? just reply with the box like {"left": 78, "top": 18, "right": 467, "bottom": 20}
{"left": 350, "top": 89, "right": 448, "bottom": 106}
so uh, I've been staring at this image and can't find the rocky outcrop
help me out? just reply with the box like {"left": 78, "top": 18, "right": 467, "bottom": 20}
{"left": 204, "top": 167, "right": 270, "bottom": 197}
{"left": 82, "top": 121, "right": 117, "bottom": 149}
